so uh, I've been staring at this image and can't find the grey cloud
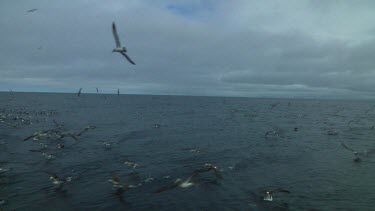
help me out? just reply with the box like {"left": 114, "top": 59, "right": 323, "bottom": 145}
{"left": 1, "top": 0, "right": 375, "bottom": 98}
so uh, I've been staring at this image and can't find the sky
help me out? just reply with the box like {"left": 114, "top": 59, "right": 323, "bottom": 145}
{"left": 1, "top": 0, "right": 375, "bottom": 99}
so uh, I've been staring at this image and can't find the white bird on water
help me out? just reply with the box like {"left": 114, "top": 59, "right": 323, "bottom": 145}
{"left": 112, "top": 22, "right": 135, "bottom": 65}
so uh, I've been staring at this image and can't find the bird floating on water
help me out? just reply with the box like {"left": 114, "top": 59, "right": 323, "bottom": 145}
{"left": 112, "top": 22, "right": 136, "bottom": 65}
{"left": 340, "top": 142, "right": 375, "bottom": 162}
{"left": 49, "top": 174, "right": 72, "bottom": 189}
{"left": 261, "top": 188, "right": 290, "bottom": 201}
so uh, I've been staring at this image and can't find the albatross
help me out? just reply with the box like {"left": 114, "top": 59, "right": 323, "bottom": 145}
{"left": 112, "top": 22, "right": 136, "bottom": 65}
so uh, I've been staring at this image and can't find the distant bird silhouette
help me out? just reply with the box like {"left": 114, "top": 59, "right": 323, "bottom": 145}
{"left": 112, "top": 22, "right": 135, "bottom": 65}
{"left": 269, "top": 103, "right": 280, "bottom": 110}
{"left": 96, "top": 87, "right": 99, "bottom": 93}
{"left": 77, "top": 88, "right": 82, "bottom": 97}
{"left": 117, "top": 89, "right": 120, "bottom": 96}
{"left": 27, "top": 9, "right": 37, "bottom": 13}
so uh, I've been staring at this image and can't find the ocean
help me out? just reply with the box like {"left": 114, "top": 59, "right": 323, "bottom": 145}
{"left": 1, "top": 92, "right": 375, "bottom": 210}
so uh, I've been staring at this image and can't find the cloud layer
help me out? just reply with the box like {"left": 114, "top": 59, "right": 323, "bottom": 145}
{"left": 1, "top": 0, "right": 375, "bottom": 99}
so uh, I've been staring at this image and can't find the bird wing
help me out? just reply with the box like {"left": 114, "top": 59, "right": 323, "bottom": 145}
{"left": 154, "top": 183, "right": 179, "bottom": 193}
{"left": 23, "top": 133, "right": 38, "bottom": 141}
{"left": 120, "top": 52, "right": 136, "bottom": 65}
{"left": 66, "top": 133, "right": 79, "bottom": 141}
{"left": 270, "top": 188, "right": 290, "bottom": 194}
{"left": 192, "top": 167, "right": 222, "bottom": 179}
{"left": 27, "top": 9, "right": 37, "bottom": 12}
{"left": 112, "top": 22, "right": 121, "bottom": 48}
{"left": 76, "top": 125, "right": 96, "bottom": 136}
{"left": 341, "top": 142, "right": 355, "bottom": 152}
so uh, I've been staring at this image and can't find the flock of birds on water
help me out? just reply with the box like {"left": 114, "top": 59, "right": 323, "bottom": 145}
{"left": 0, "top": 99, "right": 296, "bottom": 209}
{"left": 1, "top": 95, "right": 375, "bottom": 210}
{"left": 1, "top": 7, "right": 375, "bottom": 210}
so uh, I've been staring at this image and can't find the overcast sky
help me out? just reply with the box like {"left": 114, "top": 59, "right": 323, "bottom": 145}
{"left": 1, "top": 0, "right": 375, "bottom": 99}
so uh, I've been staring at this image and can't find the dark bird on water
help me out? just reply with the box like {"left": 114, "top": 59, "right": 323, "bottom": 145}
{"left": 27, "top": 9, "right": 38, "bottom": 12}
{"left": 112, "top": 22, "right": 136, "bottom": 65}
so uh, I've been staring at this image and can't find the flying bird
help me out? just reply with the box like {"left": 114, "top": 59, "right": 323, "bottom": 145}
{"left": 27, "top": 9, "right": 38, "bottom": 13}
{"left": 77, "top": 88, "right": 82, "bottom": 97}
{"left": 193, "top": 163, "right": 223, "bottom": 179}
{"left": 112, "top": 22, "right": 136, "bottom": 65}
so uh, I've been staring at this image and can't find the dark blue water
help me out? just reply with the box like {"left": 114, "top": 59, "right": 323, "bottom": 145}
{"left": 1, "top": 92, "right": 375, "bottom": 210}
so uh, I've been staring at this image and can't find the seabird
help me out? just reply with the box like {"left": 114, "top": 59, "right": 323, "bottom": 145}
{"left": 0, "top": 168, "right": 10, "bottom": 173}
{"left": 57, "top": 132, "right": 78, "bottom": 140}
{"left": 340, "top": 142, "right": 375, "bottom": 162}
{"left": 76, "top": 125, "right": 96, "bottom": 137}
{"left": 23, "top": 130, "right": 52, "bottom": 141}
{"left": 153, "top": 124, "right": 161, "bottom": 128}
{"left": 112, "top": 22, "right": 136, "bottom": 65}
{"left": 193, "top": 163, "right": 223, "bottom": 179}
{"left": 155, "top": 174, "right": 196, "bottom": 193}
{"left": 109, "top": 175, "right": 130, "bottom": 197}
{"left": 109, "top": 175, "right": 126, "bottom": 189}
{"left": 327, "top": 129, "right": 338, "bottom": 135}
{"left": 49, "top": 174, "right": 72, "bottom": 189}
{"left": 269, "top": 103, "right": 280, "bottom": 110}
{"left": 117, "top": 88, "right": 120, "bottom": 96}
{"left": 96, "top": 87, "right": 99, "bottom": 93}
{"left": 27, "top": 9, "right": 38, "bottom": 12}
{"left": 261, "top": 188, "right": 290, "bottom": 201}
{"left": 50, "top": 174, "right": 64, "bottom": 187}
{"left": 77, "top": 88, "right": 82, "bottom": 97}
{"left": 347, "top": 120, "right": 358, "bottom": 125}
{"left": 155, "top": 164, "right": 222, "bottom": 194}
{"left": 42, "top": 153, "right": 55, "bottom": 159}
{"left": 265, "top": 130, "right": 279, "bottom": 139}
{"left": 124, "top": 161, "right": 138, "bottom": 169}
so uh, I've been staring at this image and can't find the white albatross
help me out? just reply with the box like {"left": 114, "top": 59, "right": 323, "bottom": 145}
{"left": 112, "top": 22, "right": 135, "bottom": 65}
